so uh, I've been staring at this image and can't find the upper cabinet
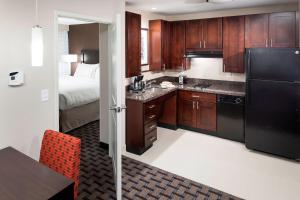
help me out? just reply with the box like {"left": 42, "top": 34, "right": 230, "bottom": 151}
{"left": 245, "top": 12, "right": 297, "bottom": 48}
{"left": 269, "top": 12, "right": 296, "bottom": 48}
{"left": 245, "top": 14, "right": 269, "bottom": 48}
{"left": 126, "top": 11, "right": 141, "bottom": 78}
{"left": 149, "top": 20, "right": 171, "bottom": 71}
{"left": 186, "top": 18, "right": 222, "bottom": 52}
{"left": 223, "top": 16, "right": 245, "bottom": 73}
{"left": 170, "top": 21, "right": 188, "bottom": 70}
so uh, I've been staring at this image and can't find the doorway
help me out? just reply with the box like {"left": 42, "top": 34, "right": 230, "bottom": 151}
{"left": 54, "top": 12, "right": 122, "bottom": 200}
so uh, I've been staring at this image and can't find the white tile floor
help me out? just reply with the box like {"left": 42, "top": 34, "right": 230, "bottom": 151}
{"left": 123, "top": 127, "right": 300, "bottom": 200}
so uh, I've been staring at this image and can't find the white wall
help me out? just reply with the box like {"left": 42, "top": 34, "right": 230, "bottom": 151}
{"left": 0, "top": 0, "right": 122, "bottom": 160}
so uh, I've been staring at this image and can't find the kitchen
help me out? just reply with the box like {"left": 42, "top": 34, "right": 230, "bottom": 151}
{"left": 124, "top": 0, "right": 300, "bottom": 199}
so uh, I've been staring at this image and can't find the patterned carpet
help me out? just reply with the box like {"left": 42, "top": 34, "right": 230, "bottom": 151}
{"left": 68, "top": 121, "right": 243, "bottom": 200}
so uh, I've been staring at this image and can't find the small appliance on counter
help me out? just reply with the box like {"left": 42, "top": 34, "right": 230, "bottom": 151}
{"left": 178, "top": 72, "right": 187, "bottom": 85}
{"left": 129, "top": 75, "right": 145, "bottom": 93}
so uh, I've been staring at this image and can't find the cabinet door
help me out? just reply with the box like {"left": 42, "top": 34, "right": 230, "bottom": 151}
{"left": 170, "top": 21, "right": 186, "bottom": 70}
{"left": 126, "top": 12, "right": 141, "bottom": 77}
{"left": 245, "top": 14, "right": 269, "bottom": 48}
{"left": 223, "top": 16, "right": 245, "bottom": 73}
{"left": 196, "top": 101, "right": 217, "bottom": 132}
{"left": 203, "top": 18, "right": 223, "bottom": 50}
{"left": 185, "top": 20, "right": 202, "bottom": 51}
{"left": 162, "top": 21, "right": 171, "bottom": 70}
{"left": 178, "top": 98, "right": 196, "bottom": 128}
{"left": 269, "top": 12, "right": 296, "bottom": 48}
{"left": 149, "top": 20, "right": 162, "bottom": 71}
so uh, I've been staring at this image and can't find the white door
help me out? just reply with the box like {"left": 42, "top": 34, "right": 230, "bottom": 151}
{"left": 108, "top": 14, "right": 123, "bottom": 200}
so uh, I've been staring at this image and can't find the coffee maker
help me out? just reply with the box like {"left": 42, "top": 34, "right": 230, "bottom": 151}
{"left": 130, "top": 75, "right": 145, "bottom": 92}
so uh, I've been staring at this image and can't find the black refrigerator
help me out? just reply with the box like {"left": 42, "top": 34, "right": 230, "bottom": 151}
{"left": 245, "top": 48, "right": 300, "bottom": 160}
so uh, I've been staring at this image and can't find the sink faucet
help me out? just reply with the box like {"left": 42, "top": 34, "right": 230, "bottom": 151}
{"left": 145, "top": 80, "right": 156, "bottom": 89}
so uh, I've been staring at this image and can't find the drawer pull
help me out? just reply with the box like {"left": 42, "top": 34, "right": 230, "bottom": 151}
{"left": 149, "top": 136, "right": 156, "bottom": 142}
{"left": 149, "top": 115, "right": 156, "bottom": 119}
{"left": 192, "top": 95, "right": 200, "bottom": 98}
{"left": 148, "top": 105, "right": 156, "bottom": 109}
{"left": 149, "top": 125, "right": 156, "bottom": 130}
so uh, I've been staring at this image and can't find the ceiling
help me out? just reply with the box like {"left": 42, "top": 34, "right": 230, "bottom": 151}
{"left": 58, "top": 17, "right": 95, "bottom": 25}
{"left": 125, "top": 0, "right": 298, "bottom": 15}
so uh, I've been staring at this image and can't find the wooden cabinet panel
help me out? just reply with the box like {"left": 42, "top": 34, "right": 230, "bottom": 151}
{"left": 126, "top": 12, "right": 141, "bottom": 77}
{"left": 185, "top": 20, "right": 202, "bottom": 50}
{"left": 196, "top": 101, "right": 216, "bottom": 132}
{"left": 170, "top": 21, "right": 186, "bottom": 70}
{"left": 223, "top": 16, "right": 245, "bottom": 73}
{"left": 149, "top": 20, "right": 171, "bottom": 71}
{"left": 203, "top": 18, "right": 223, "bottom": 50}
{"left": 245, "top": 14, "right": 269, "bottom": 48}
{"left": 269, "top": 12, "right": 296, "bottom": 48}
{"left": 178, "top": 98, "right": 196, "bottom": 128}
{"left": 158, "top": 91, "right": 177, "bottom": 127}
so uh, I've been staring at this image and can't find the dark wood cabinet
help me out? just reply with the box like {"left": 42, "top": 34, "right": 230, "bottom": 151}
{"left": 269, "top": 12, "right": 296, "bottom": 48}
{"left": 178, "top": 91, "right": 216, "bottom": 131}
{"left": 186, "top": 20, "right": 202, "bottom": 51}
{"left": 170, "top": 21, "right": 187, "bottom": 70}
{"left": 223, "top": 16, "right": 245, "bottom": 73}
{"left": 203, "top": 18, "right": 223, "bottom": 50}
{"left": 245, "top": 14, "right": 269, "bottom": 48}
{"left": 149, "top": 20, "right": 170, "bottom": 71}
{"left": 245, "top": 12, "right": 297, "bottom": 48}
{"left": 186, "top": 18, "right": 222, "bottom": 51}
{"left": 126, "top": 91, "right": 177, "bottom": 155}
{"left": 126, "top": 11, "right": 141, "bottom": 78}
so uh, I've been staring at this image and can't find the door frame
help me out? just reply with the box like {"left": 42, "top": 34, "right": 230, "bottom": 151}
{"left": 53, "top": 11, "right": 111, "bottom": 134}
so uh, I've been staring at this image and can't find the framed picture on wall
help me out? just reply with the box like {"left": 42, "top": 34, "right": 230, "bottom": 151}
{"left": 141, "top": 28, "right": 148, "bottom": 66}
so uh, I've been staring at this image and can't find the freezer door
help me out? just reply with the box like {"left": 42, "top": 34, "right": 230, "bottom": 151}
{"left": 246, "top": 48, "right": 300, "bottom": 82}
{"left": 245, "top": 80, "right": 300, "bottom": 159}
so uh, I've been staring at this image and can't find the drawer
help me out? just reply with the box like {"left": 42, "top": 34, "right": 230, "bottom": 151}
{"left": 145, "top": 129, "right": 157, "bottom": 148}
{"left": 144, "top": 101, "right": 159, "bottom": 115}
{"left": 144, "top": 121, "right": 157, "bottom": 135}
{"left": 144, "top": 113, "right": 157, "bottom": 124}
{"left": 179, "top": 90, "right": 216, "bottom": 103}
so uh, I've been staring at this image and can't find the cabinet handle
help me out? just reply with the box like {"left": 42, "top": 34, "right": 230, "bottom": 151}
{"left": 149, "top": 124, "right": 156, "bottom": 130}
{"left": 200, "top": 41, "right": 202, "bottom": 48}
{"left": 223, "top": 64, "right": 226, "bottom": 71}
{"left": 193, "top": 101, "right": 195, "bottom": 109}
{"left": 265, "top": 39, "right": 268, "bottom": 47}
{"left": 148, "top": 105, "right": 156, "bottom": 109}
{"left": 163, "top": 64, "right": 166, "bottom": 71}
{"left": 192, "top": 95, "right": 200, "bottom": 98}
{"left": 197, "top": 101, "right": 199, "bottom": 110}
{"left": 149, "top": 136, "right": 156, "bottom": 142}
{"left": 204, "top": 41, "right": 206, "bottom": 48}
{"left": 270, "top": 39, "right": 273, "bottom": 47}
{"left": 149, "top": 115, "right": 156, "bottom": 119}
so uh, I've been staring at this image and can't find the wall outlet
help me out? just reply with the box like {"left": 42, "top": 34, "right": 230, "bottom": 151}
{"left": 41, "top": 89, "right": 49, "bottom": 102}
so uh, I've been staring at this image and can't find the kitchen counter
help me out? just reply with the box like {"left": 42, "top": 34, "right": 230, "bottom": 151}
{"left": 126, "top": 77, "right": 245, "bottom": 103}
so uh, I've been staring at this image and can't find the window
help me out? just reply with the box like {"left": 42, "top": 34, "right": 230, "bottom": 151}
{"left": 141, "top": 28, "right": 148, "bottom": 66}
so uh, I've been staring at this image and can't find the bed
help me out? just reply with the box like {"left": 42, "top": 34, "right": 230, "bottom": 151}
{"left": 59, "top": 49, "right": 100, "bottom": 132}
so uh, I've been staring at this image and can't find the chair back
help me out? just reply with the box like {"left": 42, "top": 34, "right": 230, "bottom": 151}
{"left": 40, "top": 130, "right": 81, "bottom": 200}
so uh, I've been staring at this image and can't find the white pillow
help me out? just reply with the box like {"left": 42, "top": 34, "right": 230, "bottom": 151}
{"left": 74, "top": 63, "right": 99, "bottom": 78}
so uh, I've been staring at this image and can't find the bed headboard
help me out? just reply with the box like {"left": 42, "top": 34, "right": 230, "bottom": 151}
{"left": 81, "top": 49, "right": 99, "bottom": 64}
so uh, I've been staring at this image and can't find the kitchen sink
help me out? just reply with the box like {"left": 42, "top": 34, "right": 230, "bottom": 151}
{"left": 193, "top": 83, "right": 211, "bottom": 89}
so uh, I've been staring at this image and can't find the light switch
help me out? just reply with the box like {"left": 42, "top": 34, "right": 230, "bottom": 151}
{"left": 41, "top": 89, "right": 49, "bottom": 102}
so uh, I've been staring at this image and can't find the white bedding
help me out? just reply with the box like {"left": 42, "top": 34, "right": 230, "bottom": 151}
{"left": 59, "top": 75, "right": 99, "bottom": 110}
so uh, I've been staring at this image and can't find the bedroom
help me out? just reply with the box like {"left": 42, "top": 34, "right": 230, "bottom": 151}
{"left": 57, "top": 17, "right": 100, "bottom": 134}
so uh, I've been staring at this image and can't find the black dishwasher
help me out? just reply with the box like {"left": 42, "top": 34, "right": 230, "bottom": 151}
{"left": 217, "top": 95, "right": 245, "bottom": 143}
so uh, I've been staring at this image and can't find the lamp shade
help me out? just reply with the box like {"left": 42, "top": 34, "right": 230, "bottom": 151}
{"left": 31, "top": 26, "right": 44, "bottom": 67}
{"left": 61, "top": 54, "right": 78, "bottom": 63}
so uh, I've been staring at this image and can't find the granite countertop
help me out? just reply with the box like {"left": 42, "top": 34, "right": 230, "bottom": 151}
{"left": 126, "top": 77, "right": 245, "bottom": 103}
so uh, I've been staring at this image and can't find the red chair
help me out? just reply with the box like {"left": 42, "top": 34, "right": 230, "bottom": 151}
{"left": 40, "top": 130, "right": 81, "bottom": 200}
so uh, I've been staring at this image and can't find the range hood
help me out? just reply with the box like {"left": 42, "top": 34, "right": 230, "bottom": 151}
{"left": 185, "top": 50, "right": 223, "bottom": 58}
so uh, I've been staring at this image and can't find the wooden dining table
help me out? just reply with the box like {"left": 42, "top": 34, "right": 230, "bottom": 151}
{"left": 0, "top": 147, "right": 74, "bottom": 200}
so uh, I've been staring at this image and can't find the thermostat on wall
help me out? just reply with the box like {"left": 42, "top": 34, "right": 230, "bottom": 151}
{"left": 9, "top": 71, "right": 24, "bottom": 86}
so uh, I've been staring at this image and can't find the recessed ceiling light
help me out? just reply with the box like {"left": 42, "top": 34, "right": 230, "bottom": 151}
{"left": 151, "top": 7, "right": 157, "bottom": 10}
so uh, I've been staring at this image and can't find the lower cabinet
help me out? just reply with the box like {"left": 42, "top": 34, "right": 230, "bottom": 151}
{"left": 178, "top": 90, "right": 216, "bottom": 132}
{"left": 126, "top": 91, "right": 177, "bottom": 155}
